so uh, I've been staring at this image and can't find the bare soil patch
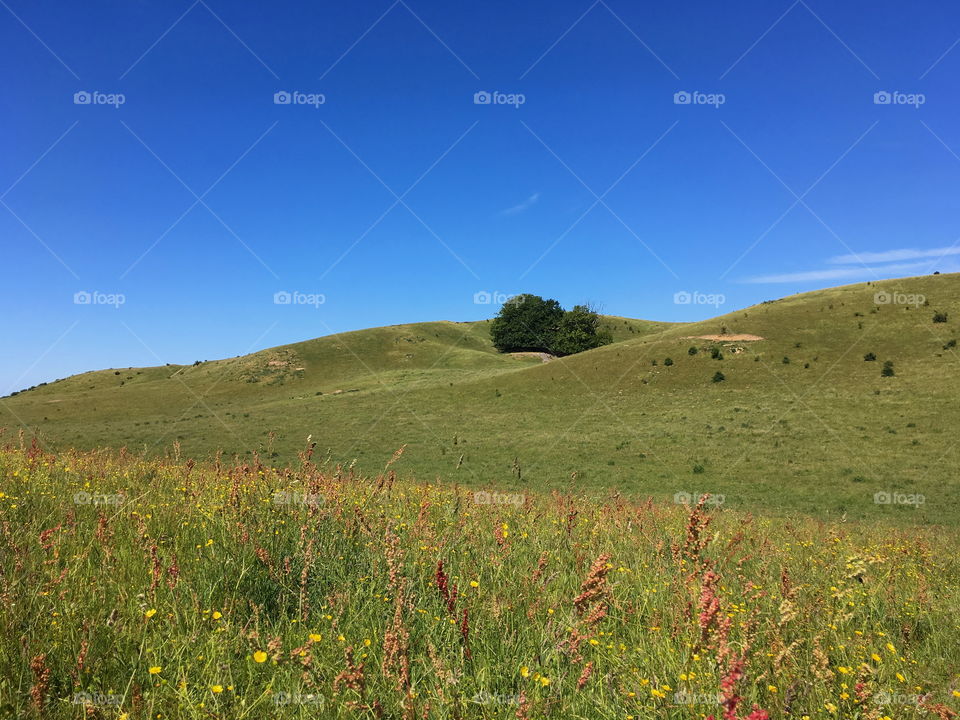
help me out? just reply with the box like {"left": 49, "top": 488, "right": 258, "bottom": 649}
{"left": 684, "top": 334, "right": 765, "bottom": 341}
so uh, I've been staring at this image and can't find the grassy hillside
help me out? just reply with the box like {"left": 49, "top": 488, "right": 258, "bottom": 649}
{"left": 4, "top": 275, "right": 959, "bottom": 524}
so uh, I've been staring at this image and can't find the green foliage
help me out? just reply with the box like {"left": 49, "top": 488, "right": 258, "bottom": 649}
{"left": 864, "top": 352, "right": 876, "bottom": 362}
{"left": 933, "top": 311, "right": 948, "bottom": 323}
{"left": 712, "top": 370, "right": 726, "bottom": 383}
{"left": 490, "top": 297, "right": 612, "bottom": 356}
{"left": 663, "top": 357, "right": 674, "bottom": 366}
{"left": 550, "top": 304, "right": 613, "bottom": 356}
{"left": 688, "top": 346, "right": 698, "bottom": 355}
{"left": 882, "top": 360, "right": 895, "bottom": 377}
{"left": 489, "top": 294, "right": 564, "bottom": 353}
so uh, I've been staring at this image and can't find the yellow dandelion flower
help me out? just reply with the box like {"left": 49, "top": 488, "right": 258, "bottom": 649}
{"left": 309, "top": 633, "right": 322, "bottom": 642}
{"left": 520, "top": 666, "right": 530, "bottom": 677}
{"left": 212, "top": 611, "right": 222, "bottom": 620}
{"left": 253, "top": 651, "right": 267, "bottom": 663}
{"left": 148, "top": 666, "right": 162, "bottom": 675}
{"left": 211, "top": 685, "right": 223, "bottom": 693}
{"left": 469, "top": 580, "right": 479, "bottom": 588}
{"left": 539, "top": 676, "right": 550, "bottom": 687}
{"left": 145, "top": 608, "right": 157, "bottom": 618}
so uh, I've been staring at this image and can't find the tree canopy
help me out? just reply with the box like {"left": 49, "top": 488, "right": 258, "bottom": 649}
{"left": 489, "top": 295, "right": 612, "bottom": 356}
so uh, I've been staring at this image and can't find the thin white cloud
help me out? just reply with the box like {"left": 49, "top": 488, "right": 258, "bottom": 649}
{"left": 828, "top": 245, "right": 960, "bottom": 265}
{"left": 499, "top": 192, "right": 540, "bottom": 217}
{"left": 744, "top": 261, "right": 932, "bottom": 284}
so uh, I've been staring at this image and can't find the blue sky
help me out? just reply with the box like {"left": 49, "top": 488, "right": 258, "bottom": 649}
{"left": 3, "top": 0, "right": 960, "bottom": 393}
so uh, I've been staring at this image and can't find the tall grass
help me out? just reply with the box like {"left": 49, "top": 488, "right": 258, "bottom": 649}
{"left": 1, "top": 435, "right": 958, "bottom": 719}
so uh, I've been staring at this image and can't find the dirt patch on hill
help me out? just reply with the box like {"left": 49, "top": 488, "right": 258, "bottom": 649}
{"left": 508, "top": 352, "right": 556, "bottom": 363}
{"left": 684, "top": 334, "right": 765, "bottom": 341}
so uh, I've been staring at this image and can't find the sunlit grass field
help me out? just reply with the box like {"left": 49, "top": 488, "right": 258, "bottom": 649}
{"left": 2, "top": 438, "right": 959, "bottom": 719}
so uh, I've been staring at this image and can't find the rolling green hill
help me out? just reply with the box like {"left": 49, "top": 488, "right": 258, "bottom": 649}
{"left": 4, "top": 275, "right": 959, "bottom": 524}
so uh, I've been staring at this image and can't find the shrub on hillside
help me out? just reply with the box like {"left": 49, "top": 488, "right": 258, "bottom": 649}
{"left": 550, "top": 304, "right": 613, "bottom": 356}
{"left": 663, "top": 357, "right": 674, "bottom": 366}
{"left": 712, "top": 371, "right": 725, "bottom": 383}
{"left": 489, "top": 294, "right": 564, "bottom": 353}
{"left": 882, "top": 360, "right": 895, "bottom": 377}
{"left": 933, "top": 311, "right": 948, "bottom": 323}
{"left": 688, "top": 346, "right": 698, "bottom": 355}
{"left": 490, "top": 297, "right": 612, "bottom": 356}
{"left": 710, "top": 347, "right": 723, "bottom": 360}
{"left": 864, "top": 352, "right": 876, "bottom": 362}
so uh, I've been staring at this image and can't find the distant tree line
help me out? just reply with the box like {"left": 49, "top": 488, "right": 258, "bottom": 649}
{"left": 489, "top": 294, "right": 612, "bottom": 356}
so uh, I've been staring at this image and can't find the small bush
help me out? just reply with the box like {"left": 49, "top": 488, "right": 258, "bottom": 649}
{"left": 933, "top": 311, "right": 948, "bottom": 323}
{"left": 882, "top": 360, "right": 895, "bottom": 377}
{"left": 688, "top": 346, "right": 699, "bottom": 355}
{"left": 664, "top": 357, "right": 674, "bottom": 366}
{"left": 693, "top": 463, "right": 705, "bottom": 474}
{"left": 712, "top": 371, "right": 726, "bottom": 383}
{"left": 710, "top": 347, "right": 723, "bottom": 360}
{"left": 782, "top": 356, "right": 790, "bottom": 364}
{"left": 944, "top": 339, "right": 956, "bottom": 350}
{"left": 864, "top": 352, "right": 876, "bottom": 361}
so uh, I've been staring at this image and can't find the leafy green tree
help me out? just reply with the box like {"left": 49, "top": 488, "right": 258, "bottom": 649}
{"left": 549, "top": 304, "right": 612, "bottom": 356}
{"left": 489, "top": 294, "right": 564, "bottom": 353}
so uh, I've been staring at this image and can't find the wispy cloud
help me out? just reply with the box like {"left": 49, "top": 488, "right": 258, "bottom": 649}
{"left": 828, "top": 245, "right": 960, "bottom": 265}
{"left": 744, "top": 261, "right": 933, "bottom": 284}
{"left": 499, "top": 192, "right": 540, "bottom": 217}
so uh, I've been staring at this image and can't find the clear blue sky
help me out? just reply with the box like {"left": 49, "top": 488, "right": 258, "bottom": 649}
{"left": 3, "top": 0, "right": 960, "bottom": 393}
